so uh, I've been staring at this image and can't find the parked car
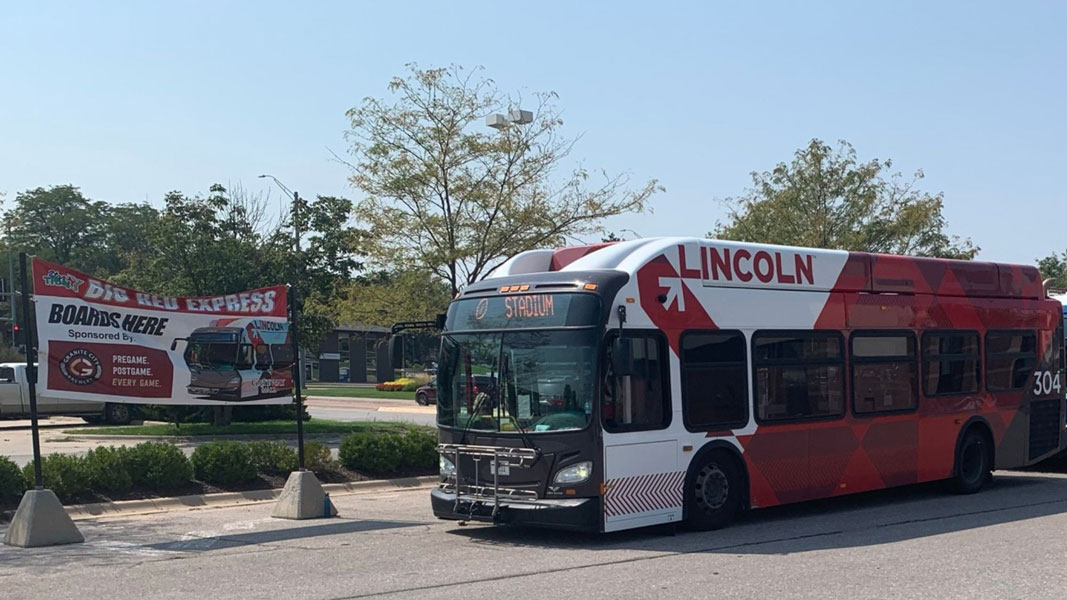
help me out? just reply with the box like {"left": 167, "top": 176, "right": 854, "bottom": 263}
{"left": 415, "top": 375, "right": 498, "bottom": 406}
{"left": 415, "top": 379, "right": 436, "bottom": 406}
{"left": 0, "top": 362, "right": 133, "bottom": 424}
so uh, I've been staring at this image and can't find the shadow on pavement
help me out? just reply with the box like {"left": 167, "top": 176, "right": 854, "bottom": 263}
{"left": 446, "top": 473, "right": 1067, "bottom": 556}
{"left": 147, "top": 519, "right": 423, "bottom": 552}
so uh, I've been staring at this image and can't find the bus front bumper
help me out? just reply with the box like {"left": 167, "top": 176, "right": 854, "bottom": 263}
{"left": 430, "top": 487, "right": 599, "bottom": 532}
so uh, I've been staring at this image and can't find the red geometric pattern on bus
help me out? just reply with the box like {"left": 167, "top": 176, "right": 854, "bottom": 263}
{"left": 621, "top": 246, "right": 1059, "bottom": 511}
{"left": 636, "top": 254, "right": 718, "bottom": 352}
{"left": 737, "top": 251, "right": 1060, "bottom": 509}
{"left": 604, "top": 471, "right": 685, "bottom": 517}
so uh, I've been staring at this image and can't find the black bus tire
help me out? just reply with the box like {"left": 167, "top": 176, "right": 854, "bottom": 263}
{"left": 953, "top": 428, "right": 992, "bottom": 494}
{"left": 686, "top": 452, "right": 743, "bottom": 531}
{"left": 105, "top": 403, "right": 132, "bottom": 425}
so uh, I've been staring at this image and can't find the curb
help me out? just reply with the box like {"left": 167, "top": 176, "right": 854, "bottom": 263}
{"left": 61, "top": 433, "right": 350, "bottom": 443}
{"left": 2, "top": 475, "right": 440, "bottom": 522}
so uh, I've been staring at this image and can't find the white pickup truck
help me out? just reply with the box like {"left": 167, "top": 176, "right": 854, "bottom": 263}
{"left": 0, "top": 362, "right": 133, "bottom": 424}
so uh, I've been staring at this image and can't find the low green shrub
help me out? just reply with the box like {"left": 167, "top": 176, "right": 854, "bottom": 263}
{"left": 83, "top": 446, "right": 132, "bottom": 494}
{"left": 247, "top": 441, "right": 298, "bottom": 475}
{"left": 126, "top": 442, "right": 193, "bottom": 490}
{"left": 22, "top": 454, "right": 89, "bottom": 502}
{"left": 191, "top": 441, "right": 257, "bottom": 485}
{"left": 303, "top": 441, "right": 336, "bottom": 474}
{"left": 0, "top": 456, "right": 27, "bottom": 502}
{"left": 339, "top": 430, "right": 437, "bottom": 476}
{"left": 398, "top": 430, "right": 438, "bottom": 472}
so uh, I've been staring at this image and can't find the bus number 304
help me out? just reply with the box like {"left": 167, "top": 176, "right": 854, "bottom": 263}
{"left": 1033, "top": 370, "right": 1063, "bottom": 396}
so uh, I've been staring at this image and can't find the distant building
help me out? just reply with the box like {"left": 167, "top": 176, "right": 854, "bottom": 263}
{"left": 307, "top": 324, "right": 391, "bottom": 384}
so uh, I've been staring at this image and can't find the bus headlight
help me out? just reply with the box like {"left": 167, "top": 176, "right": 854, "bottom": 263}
{"left": 439, "top": 455, "right": 456, "bottom": 477}
{"left": 553, "top": 461, "right": 592, "bottom": 485}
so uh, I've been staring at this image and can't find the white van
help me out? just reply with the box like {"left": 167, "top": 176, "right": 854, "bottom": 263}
{"left": 0, "top": 362, "right": 132, "bottom": 424}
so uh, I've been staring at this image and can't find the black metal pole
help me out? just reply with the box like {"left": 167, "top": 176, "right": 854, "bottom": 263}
{"left": 290, "top": 190, "right": 305, "bottom": 471}
{"left": 19, "top": 253, "right": 42, "bottom": 489}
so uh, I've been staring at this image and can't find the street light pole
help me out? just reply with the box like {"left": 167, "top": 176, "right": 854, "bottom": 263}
{"left": 258, "top": 174, "right": 306, "bottom": 470}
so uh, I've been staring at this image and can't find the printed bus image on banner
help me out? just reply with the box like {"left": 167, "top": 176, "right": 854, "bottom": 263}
{"left": 33, "top": 258, "right": 294, "bottom": 405}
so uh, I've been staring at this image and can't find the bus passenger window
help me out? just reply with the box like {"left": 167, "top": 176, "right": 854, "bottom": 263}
{"left": 851, "top": 333, "right": 917, "bottom": 414}
{"left": 681, "top": 331, "right": 748, "bottom": 429}
{"left": 603, "top": 332, "right": 670, "bottom": 432}
{"left": 985, "top": 331, "right": 1037, "bottom": 391}
{"left": 753, "top": 331, "right": 844, "bottom": 422}
{"left": 922, "top": 332, "right": 980, "bottom": 396}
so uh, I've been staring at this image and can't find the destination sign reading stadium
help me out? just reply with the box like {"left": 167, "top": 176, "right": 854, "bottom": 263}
{"left": 447, "top": 293, "right": 601, "bottom": 330}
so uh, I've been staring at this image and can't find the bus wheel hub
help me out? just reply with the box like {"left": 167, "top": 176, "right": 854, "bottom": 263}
{"left": 696, "top": 464, "right": 729, "bottom": 511}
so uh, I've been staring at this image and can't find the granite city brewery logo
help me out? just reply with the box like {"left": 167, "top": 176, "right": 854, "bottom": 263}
{"left": 474, "top": 297, "right": 489, "bottom": 320}
{"left": 59, "top": 348, "right": 103, "bottom": 386}
{"left": 42, "top": 269, "right": 85, "bottom": 293}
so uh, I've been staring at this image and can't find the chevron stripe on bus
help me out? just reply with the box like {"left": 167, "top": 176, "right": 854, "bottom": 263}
{"left": 604, "top": 471, "right": 685, "bottom": 517}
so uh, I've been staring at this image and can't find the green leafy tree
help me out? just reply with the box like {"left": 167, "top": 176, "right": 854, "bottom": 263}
{"left": 118, "top": 184, "right": 361, "bottom": 348}
{"left": 5, "top": 185, "right": 113, "bottom": 274}
{"left": 331, "top": 270, "right": 451, "bottom": 329}
{"left": 1037, "top": 252, "right": 1067, "bottom": 291}
{"left": 345, "top": 64, "right": 662, "bottom": 294}
{"left": 712, "top": 139, "right": 978, "bottom": 259}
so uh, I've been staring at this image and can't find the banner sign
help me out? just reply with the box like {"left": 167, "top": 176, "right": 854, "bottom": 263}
{"left": 32, "top": 258, "right": 294, "bottom": 405}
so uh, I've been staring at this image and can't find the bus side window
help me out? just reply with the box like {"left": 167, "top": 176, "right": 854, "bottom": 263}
{"left": 603, "top": 332, "right": 671, "bottom": 432}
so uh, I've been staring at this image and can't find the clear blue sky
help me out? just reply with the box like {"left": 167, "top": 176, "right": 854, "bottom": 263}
{"left": 2, "top": 1, "right": 1064, "bottom": 264}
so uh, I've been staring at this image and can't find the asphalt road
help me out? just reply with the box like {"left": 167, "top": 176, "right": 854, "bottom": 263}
{"left": 3, "top": 470, "right": 1067, "bottom": 599}
{"left": 304, "top": 395, "right": 437, "bottom": 427}
{"left": 0, "top": 397, "right": 435, "bottom": 464}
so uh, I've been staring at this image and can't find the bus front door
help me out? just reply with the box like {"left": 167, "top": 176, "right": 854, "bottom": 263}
{"left": 601, "top": 332, "right": 684, "bottom": 532}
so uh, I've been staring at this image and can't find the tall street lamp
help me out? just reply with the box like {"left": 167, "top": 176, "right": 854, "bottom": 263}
{"left": 258, "top": 173, "right": 308, "bottom": 469}
{"left": 485, "top": 109, "right": 533, "bottom": 130}
{"left": 258, "top": 174, "right": 301, "bottom": 250}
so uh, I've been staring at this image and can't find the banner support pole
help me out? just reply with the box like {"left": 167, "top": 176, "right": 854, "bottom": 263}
{"left": 289, "top": 285, "right": 305, "bottom": 470}
{"left": 19, "top": 253, "right": 43, "bottom": 489}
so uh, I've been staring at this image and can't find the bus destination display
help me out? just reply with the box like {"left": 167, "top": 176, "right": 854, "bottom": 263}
{"left": 447, "top": 293, "right": 600, "bottom": 330}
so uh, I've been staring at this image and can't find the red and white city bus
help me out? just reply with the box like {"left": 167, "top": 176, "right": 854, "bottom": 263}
{"left": 431, "top": 237, "right": 1067, "bottom": 532}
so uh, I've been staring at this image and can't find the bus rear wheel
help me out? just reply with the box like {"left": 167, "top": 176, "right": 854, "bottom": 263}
{"left": 687, "top": 453, "right": 742, "bottom": 531}
{"left": 953, "top": 429, "right": 992, "bottom": 494}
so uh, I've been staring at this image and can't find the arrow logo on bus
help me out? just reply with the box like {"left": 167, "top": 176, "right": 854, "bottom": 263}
{"left": 658, "top": 277, "right": 686, "bottom": 312}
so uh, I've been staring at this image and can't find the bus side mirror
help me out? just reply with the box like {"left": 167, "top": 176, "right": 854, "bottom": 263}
{"left": 611, "top": 337, "right": 635, "bottom": 376}
{"left": 435, "top": 313, "right": 447, "bottom": 330}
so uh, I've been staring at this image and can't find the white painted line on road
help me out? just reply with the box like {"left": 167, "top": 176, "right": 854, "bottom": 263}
{"left": 378, "top": 406, "right": 436, "bottom": 414}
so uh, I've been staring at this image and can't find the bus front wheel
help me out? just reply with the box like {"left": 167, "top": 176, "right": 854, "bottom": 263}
{"left": 953, "top": 428, "right": 992, "bottom": 494}
{"left": 686, "top": 452, "right": 743, "bottom": 531}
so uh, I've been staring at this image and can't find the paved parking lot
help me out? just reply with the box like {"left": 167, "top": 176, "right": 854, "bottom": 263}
{"left": 3, "top": 470, "right": 1067, "bottom": 599}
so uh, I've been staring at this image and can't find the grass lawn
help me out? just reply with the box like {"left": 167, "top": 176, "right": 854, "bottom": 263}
{"left": 302, "top": 387, "right": 415, "bottom": 400}
{"left": 67, "top": 418, "right": 428, "bottom": 437}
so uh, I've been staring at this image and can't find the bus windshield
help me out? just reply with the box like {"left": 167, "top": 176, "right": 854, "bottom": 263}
{"left": 437, "top": 329, "right": 598, "bottom": 433}
{"left": 185, "top": 343, "right": 252, "bottom": 371}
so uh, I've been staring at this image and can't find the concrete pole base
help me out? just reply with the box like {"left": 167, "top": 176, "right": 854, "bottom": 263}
{"left": 271, "top": 470, "right": 339, "bottom": 520}
{"left": 3, "top": 489, "right": 84, "bottom": 548}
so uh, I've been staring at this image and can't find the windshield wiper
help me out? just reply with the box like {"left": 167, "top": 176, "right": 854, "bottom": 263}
{"left": 498, "top": 353, "right": 541, "bottom": 457}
